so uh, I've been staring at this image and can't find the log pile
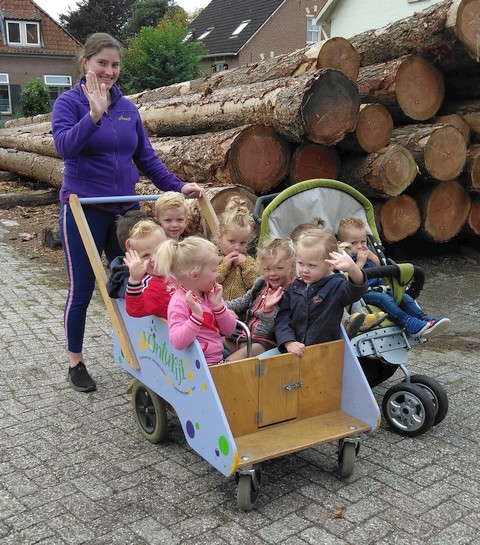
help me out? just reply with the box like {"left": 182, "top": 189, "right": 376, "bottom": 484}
{"left": 1, "top": 0, "right": 480, "bottom": 252}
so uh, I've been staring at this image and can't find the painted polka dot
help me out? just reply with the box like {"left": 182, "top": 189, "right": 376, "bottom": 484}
{"left": 186, "top": 420, "right": 195, "bottom": 438}
{"left": 218, "top": 435, "right": 229, "bottom": 456}
{"left": 195, "top": 359, "right": 201, "bottom": 369}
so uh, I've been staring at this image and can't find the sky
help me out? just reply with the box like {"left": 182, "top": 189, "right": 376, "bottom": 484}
{"left": 35, "top": 0, "right": 211, "bottom": 22}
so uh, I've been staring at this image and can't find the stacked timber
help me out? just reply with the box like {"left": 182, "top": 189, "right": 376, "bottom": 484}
{"left": 2, "top": 0, "right": 480, "bottom": 252}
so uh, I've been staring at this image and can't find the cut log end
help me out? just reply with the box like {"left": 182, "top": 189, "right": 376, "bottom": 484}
{"left": 456, "top": 0, "right": 480, "bottom": 61}
{"left": 228, "top": 125, "right": 290, "bottom": 192}
{"left": 289, "top": 143, "right": 340, "bottom": 184}
{"left": 355, "top": 103, "right": 393, "bottom": 153}
{"left": 434, "top": 114, "right": 471, "bottom": 144}
{"left": 379, "top": 194, "right": 421, "bottom": 243}
{"left": 467, "top": 195, "right": 480, "bottom": 235}
{"left": 422, "top": 181, "right": 471, "bottom": 242}
{"left": 378, "top": 145, "right": 418, "bottom": 196}
{"left": 395, "top": 56, "right": 445, "bottom": 121}
{"left": 424, "top": 125, "right": 467, "bottom": 181}
{"left": 301, "top": 69, "right": 360, "bottom": 145}
{"left": 316, "top": 37, "right": 360, "bottom": 81}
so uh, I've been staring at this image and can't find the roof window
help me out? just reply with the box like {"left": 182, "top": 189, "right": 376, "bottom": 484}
{"left": 197, "top": 27, "right": 214, "bottom": 40}
{"left": 230, "top": 20, "right": 250, "bottom": 38}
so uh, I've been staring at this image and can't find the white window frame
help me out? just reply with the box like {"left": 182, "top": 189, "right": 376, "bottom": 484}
{"left": 197, "top": 27, "right": 214, "bottom": 40}
{"left": 230, "top": 20, "right": 250, "bottom": 38}
{"left": 44, "top": 75, "right": 72, "bottom": 107}
{"left": 0, "top": 73, "right": 12, "bottom": 115}
{"left": 6, "top": 20, "right": 40, "bottom": 47}
{"left": 306, "top": 16, "right": 321, "bottom": 44}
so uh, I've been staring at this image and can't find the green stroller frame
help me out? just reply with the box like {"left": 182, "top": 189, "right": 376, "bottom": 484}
{"left": 255, "top": 179, "right": 449, "bottom": 437}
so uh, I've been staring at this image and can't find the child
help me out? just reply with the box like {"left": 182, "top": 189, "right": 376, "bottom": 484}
{"left": 123, "top": 221, "right": 173, "bottom": 319}
{"left": 290, "top": 219, "right": 386, "bottom": 337}
{"left": 216, "top": 196, "right": 259, "bottom": 301}
{"left": 275, "top": 228, "right": 368, "bottom": 357}
{"left": 224, "top": 237, "right": 296, "bottom": 361}
{"left": 337, "top": 216, "right": 450, "bottom": 337}
{"left": 106, "top": 209, "right": 151, "bottom": 298}
{"left": 155, "top": 236, "right": 237, "bottom": 365}
{"left": 154, "top": 191, "right": 189, "bottom": 240}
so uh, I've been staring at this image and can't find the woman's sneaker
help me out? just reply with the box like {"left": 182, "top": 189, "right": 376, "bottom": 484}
{"left": 67, "top": 363, "right": 97, "bottom": 392}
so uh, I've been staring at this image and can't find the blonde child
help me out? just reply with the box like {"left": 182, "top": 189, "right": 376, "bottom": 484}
{"left": 290, "top": 219, "right": 385, "bottom": 337}
{"left": 154, "top": 191, "right": 189, "bottom": 240}
{"left": 224, "top": 237, "right": 296, "bottom": 361}
{"left": 123, "top": 220, "right": 173, "bottom": 319}
{"left": 155, "top": 236, "right": 237, "bottom": 365}
{"left": 275, "top": 228, "right": 368, "bottom": 356}
{"left": 216, "top": 196, "right": 259, "bottom": 300}
{"left": 337, "top": 217, "right": 450, "bottom": 337}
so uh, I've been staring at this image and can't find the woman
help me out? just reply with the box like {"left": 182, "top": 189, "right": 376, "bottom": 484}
{"left": 52, "top": 33, "right": 201, "bottom": 393}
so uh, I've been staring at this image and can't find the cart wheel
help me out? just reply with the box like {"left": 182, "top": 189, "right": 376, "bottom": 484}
{"left": 382, "top": 383, "right": 435, "bottom": 437}
{"left": 338, "top": 440, "right": 357, "bottom": 478}
{"left": 131, "top": 381, "right": 167, "bottom": 443}
{"left": 408, "top": 374, "right": 449, "bottom": 426}
{"left": 236, "top": 467, "right": 262, "bottom": 511}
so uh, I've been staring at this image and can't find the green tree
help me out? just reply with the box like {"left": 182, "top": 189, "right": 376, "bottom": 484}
{"left": 122, "top": 0, "right": 178, "bottom": 40}
{"left": 59, "top": 0, "right": 135, "bottom": 43}
{"left": 120, "top": 16, "right": 206, "bottom": 94}
{"left": 20, "top": 79, "right": 51, "bottom": 117}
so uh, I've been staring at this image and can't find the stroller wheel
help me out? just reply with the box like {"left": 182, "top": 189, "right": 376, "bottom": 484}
{"left": 408, "top": 375, "right": 449, "bottom": 426}
{"left": 382, "top": 383, "right": 435, "bottom": 437}
{"left": 132, "top": 381, "right": 168, "bottom": 443}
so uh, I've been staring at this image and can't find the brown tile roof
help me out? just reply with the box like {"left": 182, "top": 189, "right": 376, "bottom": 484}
{"left": 0, "top": 0, "right": 81, "bottom": 55}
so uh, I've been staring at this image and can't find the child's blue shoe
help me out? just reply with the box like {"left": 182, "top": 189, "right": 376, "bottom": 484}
{"left": 422, "top": 318, "right": 451, "bottom": 337}
{"left": 405, "top": 317, "right": 431, "bottom": 336}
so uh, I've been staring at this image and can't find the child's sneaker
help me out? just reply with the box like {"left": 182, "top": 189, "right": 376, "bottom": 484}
{"left": 360, "top": 312, "right": 388, "bottom": 332}
{"left": 344, "top": 312, "right": 365, "bottom": 339}
{"left": 405, "top": 317, "right": 431, "bottom": 336}
{"left": 421, "top": 318, "right": 451, "bottom": 337}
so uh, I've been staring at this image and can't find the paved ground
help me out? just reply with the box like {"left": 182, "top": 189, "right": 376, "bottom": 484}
{"left": 1, "top": 224, "right": 479, "bottom": 545}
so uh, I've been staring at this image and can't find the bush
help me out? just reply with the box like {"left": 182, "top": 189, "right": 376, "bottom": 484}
{"left": 20, "top": 79, "right": 51, "bottom": 117}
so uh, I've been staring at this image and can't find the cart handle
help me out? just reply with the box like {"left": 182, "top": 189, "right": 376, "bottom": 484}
{"left": 77, "top": 193, "right": 220, "bottom": 237}
{"left": 234, "top": 320, "right": 253, "bottom": 358}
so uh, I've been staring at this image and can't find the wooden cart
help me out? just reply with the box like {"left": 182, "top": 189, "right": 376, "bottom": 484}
{"left": 70, "top": 193, "right": 381, "bottom": 511}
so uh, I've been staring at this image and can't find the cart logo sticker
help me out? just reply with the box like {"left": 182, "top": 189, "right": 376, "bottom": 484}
{"left": 138, "top": 331, "right": 191, "bottom": 387}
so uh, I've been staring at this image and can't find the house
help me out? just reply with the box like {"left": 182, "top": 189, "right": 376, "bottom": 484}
{"left": 314, "top": 0, "right": 443, "bottom": 39}
{"left": 0, "top": 0, "right": 81, "bottom": 119}
{"left": 188, "top": 0, "right": 328, "bottom": 74}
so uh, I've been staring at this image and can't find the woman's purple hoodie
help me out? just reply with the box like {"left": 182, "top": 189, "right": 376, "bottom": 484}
{"left": 51, "top": 79, "right": 184, "bottom": 213}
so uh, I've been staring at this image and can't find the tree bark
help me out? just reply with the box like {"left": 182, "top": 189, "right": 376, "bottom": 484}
{"left": 150, "top": 125, "right": 291, "bottom": 192}
{"left": 4, "top": 112, "right": 52, "bottom": 129}
{"left": 0, "top": 189, "right": 59, "bottom": 209}
{"left": 357, "top": 55, "right": 445, "bottom": 123}
{"left": 350, "top": 0, "right": 480, "bottom": 72}
{"left": 414, "top": 180, "right": 471, "bottom": 242}
{"left": 438, "top": 99, "right": 480, "bottom": 136}
{"left": 338, "top": 144, "right": 418, "bottom": 198}
{"left": 289, "top": 142, "right": 340, "bottom": 184}
{"left": 0, "top": 123, "right": 58, "bottom": 158}
{"left": 129, "top": 38, "right": 359, "bottom": 109}
{"left": 0, "top": 148, "right": 63, "bottom": 188}
{"left": 390, "top": 124, "right": 467, "bottom": 181}
{"left": 338, "top": 103, "right": 393, "bottom": 153}
{"left": 376, "top": 194, "right": 421, "bottom": 243}
{"left": 139, "top": 69, "right": 360, "bottom": 145}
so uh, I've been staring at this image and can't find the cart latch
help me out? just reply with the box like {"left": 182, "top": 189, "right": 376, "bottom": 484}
{"left": 283, "top": 381, "right": 303, "bottom": 392}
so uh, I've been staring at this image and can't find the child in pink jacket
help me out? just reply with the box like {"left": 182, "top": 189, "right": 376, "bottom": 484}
{"left": 154, "top": 236, "right": 237, "bottom": 365}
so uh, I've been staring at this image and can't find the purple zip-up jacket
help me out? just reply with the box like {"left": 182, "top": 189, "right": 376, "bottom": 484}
{"left": 51, "top": 79, "right": 185, "bottom": 214}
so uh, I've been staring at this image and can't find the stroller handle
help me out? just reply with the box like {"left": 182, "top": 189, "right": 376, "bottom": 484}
{"left": 253, "top": 193, "right": 280, "bottom": 225}
{"left": 363, "top": 264, "right": 425, "bottom": 299}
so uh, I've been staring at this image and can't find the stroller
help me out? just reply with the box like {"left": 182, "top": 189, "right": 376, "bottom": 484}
{"left": 254, "top": 179, "right": 449, "bottom": 437}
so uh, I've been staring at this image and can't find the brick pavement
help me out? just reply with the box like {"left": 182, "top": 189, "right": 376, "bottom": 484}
{"left": 1, "top": 231, "right": 479, "bottom": 545}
